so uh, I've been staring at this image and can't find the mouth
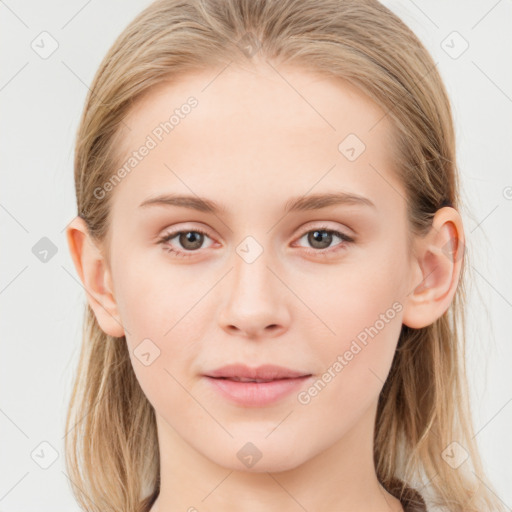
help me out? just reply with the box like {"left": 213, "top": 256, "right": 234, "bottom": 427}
{"left": 205, "top": 363, "right": 312, "bottom": 381}
{"left": 203, "top": 374, "right": 313, "bottom": 407}
{"left": 209, "top": 376, "right": 311, "bottom": 383}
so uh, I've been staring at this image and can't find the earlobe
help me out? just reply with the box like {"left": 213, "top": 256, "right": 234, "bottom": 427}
{"left": 66, "top": 216, "right": 125, "bottom": 338}
{"left": 402, "top": 207, "right": 465, "bottom": 329}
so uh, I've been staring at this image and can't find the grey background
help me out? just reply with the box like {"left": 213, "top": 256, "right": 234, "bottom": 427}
{"left": 1, "top": 0, "right": 511, "bottom": 510}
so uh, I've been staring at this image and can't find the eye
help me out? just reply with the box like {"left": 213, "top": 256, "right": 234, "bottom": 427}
{"left": 157, "top": 228, "right": 214, "bottom": 258}
{"left": 157, "top": 225, "right": 354, "bottom": 259}
{"left": 294, "top": 226, "right": 354, "bottom": 255}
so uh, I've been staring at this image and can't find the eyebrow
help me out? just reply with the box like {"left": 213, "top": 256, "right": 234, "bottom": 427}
{"left": 138, "top": 191, "right": 376, "bottom": 214}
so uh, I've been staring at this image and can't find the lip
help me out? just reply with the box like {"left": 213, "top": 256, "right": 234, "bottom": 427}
{"left": 204, "top": 375, "right": 313, "bottom": 407}
{"left": 203, "top": 364, "right": 313, "bottom": 407}
{"left": 205, "top": 363, "right": 311, "bottom": 380}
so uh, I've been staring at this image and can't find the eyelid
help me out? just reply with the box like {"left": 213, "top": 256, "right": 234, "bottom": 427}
{"left": 296, "top": 226, "right": 353, "bottom": 242}
{"left": 294, "top": 220, "right": 355, "bottom": 239}
{"left": 157, "top": 218, "right": 215, "bottom": 236}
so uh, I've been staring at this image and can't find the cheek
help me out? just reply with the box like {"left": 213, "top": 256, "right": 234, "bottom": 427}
{"left": 114, "top": 249, "right": 208, "bottom": 340}
{"left": 305, "top": 250, "right": 405, "bottom": 344}
{"left": 297, "top": 292, "right": 403, "bottom": 441}
{"left": 301, "top": 252, "right": 405, "bottom": 409}
{"left": 112, "top": 255, "right": 214, "bottom": 403}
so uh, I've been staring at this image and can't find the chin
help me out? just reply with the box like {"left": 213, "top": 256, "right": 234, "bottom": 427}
{"left": 206, "top": 439, "right": 310, "bottom": 474}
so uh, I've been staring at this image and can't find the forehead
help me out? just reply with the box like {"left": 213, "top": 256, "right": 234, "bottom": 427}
{"left": 118, "top": 63, "right": 392, "bottom": 151}
{"left": 109, "top": 63, "right": 402, "bottom": 218}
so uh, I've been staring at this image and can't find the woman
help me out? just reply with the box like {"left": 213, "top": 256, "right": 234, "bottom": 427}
{"left": 65, "top": 0, "right": 505, "bottom": 510}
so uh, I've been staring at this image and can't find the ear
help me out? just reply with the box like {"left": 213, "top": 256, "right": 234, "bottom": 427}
{"left": 66, "top": 216, "right": 125, "bottom": 338}
{"left": 402, "top": 207, "right": 465, "bottom": 329}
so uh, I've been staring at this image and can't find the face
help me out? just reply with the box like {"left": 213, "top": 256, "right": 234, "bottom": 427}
{"left": 99, "top": 63, "right": 415, "bottom": 471}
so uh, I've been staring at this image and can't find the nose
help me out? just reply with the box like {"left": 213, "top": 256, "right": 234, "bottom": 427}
{"left": 217, "top": 244, "right": 291, "bottom": 339}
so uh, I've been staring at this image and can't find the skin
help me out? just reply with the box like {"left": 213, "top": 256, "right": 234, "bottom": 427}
{"left": 67, "top": 59, "right": 464, "bottom": 512}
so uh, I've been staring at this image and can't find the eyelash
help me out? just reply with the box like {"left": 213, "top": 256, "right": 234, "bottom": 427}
{"left": 157, "top": 226, "right": 354, "bottom": 259}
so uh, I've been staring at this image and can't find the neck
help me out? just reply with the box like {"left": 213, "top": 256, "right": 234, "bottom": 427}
{"left": 148, "top": 401, "right": 403, "bottom": 512}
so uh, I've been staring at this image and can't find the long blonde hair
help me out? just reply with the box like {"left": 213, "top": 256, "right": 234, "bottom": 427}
{"left": 65, "top": 1, "right": 504, "bottom": 511}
